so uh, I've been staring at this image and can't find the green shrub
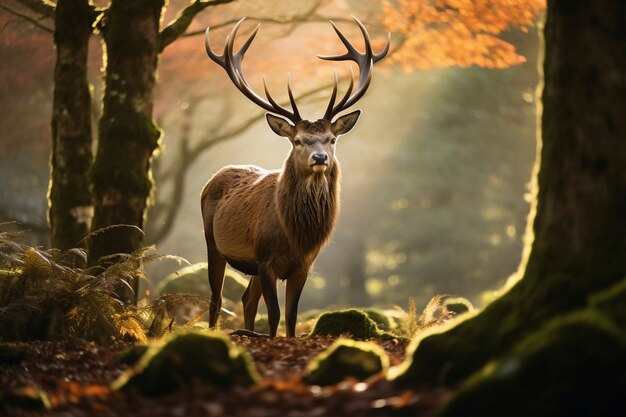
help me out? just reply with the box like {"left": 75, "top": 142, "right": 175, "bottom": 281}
{"left": 304, "top": 339, "right": 389, "bottom": 386}
{"left": 113, "top": 330, "right": 258, "bottom": 395}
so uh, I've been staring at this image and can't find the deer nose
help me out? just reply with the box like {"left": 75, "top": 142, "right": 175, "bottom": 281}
{"left": 312, "top": 153, "right": 328, "bottom": 164}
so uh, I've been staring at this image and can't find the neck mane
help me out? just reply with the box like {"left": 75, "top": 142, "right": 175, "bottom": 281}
{"left": 276, "top": 158, "right": 340, "bottom": 255}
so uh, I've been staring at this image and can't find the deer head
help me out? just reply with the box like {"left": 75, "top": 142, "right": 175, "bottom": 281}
{"left": 204, "top": 17, "right": 390, "bottom": 175}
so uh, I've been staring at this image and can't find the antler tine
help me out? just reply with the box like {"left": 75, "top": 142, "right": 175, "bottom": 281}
{"left": 323, "top": 69, "right": 339, "bottom": 120}
{"left": 318, "top": 16, "right": 389, "bottom": 121}
{"left": 327, "top": 66, "right": 355, "bottom": 120}
{"left": 204, "top": 18, "right": 302, "bottom": 123}
{"left": 374, "top": 32, "right": 391, "bottom": 63}
{"left": 287, "top": 73, "right": 301, "bottom": 121}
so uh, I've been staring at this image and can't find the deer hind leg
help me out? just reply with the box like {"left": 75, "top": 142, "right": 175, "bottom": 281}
{"left": 258, "top": 263, "right": 280, "bottom": 337}
{"left": 241, "top": 275, "right": 262, "bottom": 331}
{"left": 285, "top": 271, "right": 307, "bottom": 338}
{"left": 207, "top": 242, "right": 227, "bottom": 329}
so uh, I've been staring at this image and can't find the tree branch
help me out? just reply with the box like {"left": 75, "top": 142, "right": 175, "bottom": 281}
{"left": 0, "top": 2, "right": 53, "bottom": 33}
{"left": 158, "top": 0, "right": 234, "bottom": 52}
{"left": 182, "top": 15, "right": 363, "bottom": 39}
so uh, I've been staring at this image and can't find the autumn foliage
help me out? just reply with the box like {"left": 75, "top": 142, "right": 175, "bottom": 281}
{"left": 382, "top": 0, "right": 545, "bottom": 70}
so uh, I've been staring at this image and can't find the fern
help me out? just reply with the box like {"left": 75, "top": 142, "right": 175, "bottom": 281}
{"left": 0, "top": 229, "right": 203, "bottom": 344}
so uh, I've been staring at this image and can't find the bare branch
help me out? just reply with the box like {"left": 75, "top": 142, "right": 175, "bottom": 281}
{"left": 0, "top": 2, "right": 53, "bottom": 33}
{"left": 182, "top": 15, "right": 363, "bottom": 39}
{"left": 159, "top": 0, "right": 234, "bottom": 52}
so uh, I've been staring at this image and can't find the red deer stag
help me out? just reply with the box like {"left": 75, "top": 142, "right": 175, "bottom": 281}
{"left": 202, "top": 17, "right": 389, "bottom": 337}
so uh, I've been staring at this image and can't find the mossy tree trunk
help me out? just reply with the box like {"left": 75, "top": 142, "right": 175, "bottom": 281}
{"left": 48, "top": 0, "right": 95, "bottom": 251}
{"left": 88, "top": 0, "right": 165, "bottom": 302}
{"left": 399, "top": 0, "right": 626, "bottom": 384}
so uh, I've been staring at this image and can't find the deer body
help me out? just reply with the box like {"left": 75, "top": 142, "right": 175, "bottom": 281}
{"left": 202, "top": 17, "right": 389, "bottom": 337}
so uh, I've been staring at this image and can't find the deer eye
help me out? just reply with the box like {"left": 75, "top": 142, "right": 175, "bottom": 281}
{"left": 294, "top": 140, "right": 302, "bottom": 146}
{"left": 331, "top": 138, "right": 336, "bottom": 145}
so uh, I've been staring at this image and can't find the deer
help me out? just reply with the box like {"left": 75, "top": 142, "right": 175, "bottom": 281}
{"left": 201, "top": 17, "right": 390, "bottom": 337}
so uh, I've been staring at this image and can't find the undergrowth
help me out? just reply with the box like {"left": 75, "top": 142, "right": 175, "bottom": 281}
{"left": 0, "top": 229, "right": 208, "bottom": 344}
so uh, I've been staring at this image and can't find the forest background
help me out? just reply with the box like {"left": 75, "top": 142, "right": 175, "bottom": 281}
{"left": 0, "top": 0, "right": 543, "bottom": 311}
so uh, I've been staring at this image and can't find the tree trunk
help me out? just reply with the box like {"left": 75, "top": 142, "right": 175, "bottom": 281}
{"left": 89, "top": 0, "right": 165, "bottom": 303}
{"left": 48, "top": 0, "right": 94, "bottom": 251}
{"left": 394, "top": 0, "right": 626, "bottom": 385}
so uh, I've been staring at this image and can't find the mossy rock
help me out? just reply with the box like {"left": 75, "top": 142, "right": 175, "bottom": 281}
{"left": 362, "top": 308, "right": 392, "bottom": 330}
{"left": 156, "top": 263, "right": 248, "bottom": 301}
{"left": 309, "top": 309, "right": 388, "bottom": 339}
{"left": 113, "top": 330, "right": 258, "bottom": 395}
{"left": 443, "top": 296, "right": 474, "bottom": 315}
{"left": 304, "top": 339, "right": 389, "bottom": 386}
{"left": 116, "top": 344, "right": 149, "bottom": 366}
{"left": 0, "top": 386, "right": 50, "bottom": 410}
{"left": 439, "top": 310, "right": 626, "bottom": 416}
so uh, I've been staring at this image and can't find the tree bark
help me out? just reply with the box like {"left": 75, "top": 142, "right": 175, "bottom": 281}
{"left": 394, "top": 0, "right": 626, "bottom": 385}
{"left": 89, "top": 0, "right": 165, "bottom": 303}
{"left": 48, "top": 0, "right": 95, "bottom": 251}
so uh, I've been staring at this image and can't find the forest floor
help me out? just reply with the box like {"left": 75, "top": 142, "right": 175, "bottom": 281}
{"left": 0, "top": 335, "right": 452, "bottom": 416}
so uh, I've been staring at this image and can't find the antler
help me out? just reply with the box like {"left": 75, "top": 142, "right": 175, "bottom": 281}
{"left": 204, "top": 17, "right": 390, "bottom": 124}
{"left": 205, "top": 18, "right": 302, "bottom": 124}
{"left": 320, "top": 17, "right": 391, "bottom": 121}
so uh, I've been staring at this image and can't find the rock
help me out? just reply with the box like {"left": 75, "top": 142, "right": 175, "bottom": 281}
{"left": 304, "top": 339, "right": 389, "bottom": 386}
{"left": 362, "top": 308, "right": 393, "bottom": 330}
{"left": 442, "top": 296, "right": 474, "bottom": 315}
{"left": 156, "top": 262, "right": 249, "bottom": 302}
{"left": 113, "top": 330, "right": 258, "bottom": 395}
{"left": 309, "top": 309, "right": 387, "bottom": 339}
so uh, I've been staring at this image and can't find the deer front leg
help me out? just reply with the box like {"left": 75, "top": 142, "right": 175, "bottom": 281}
{"left": 285, "top": 270, "right": 307, "bottom": 338}
{"left": 241, "top": 275, "right": 262, "bottom": 331}
{"left": 207, "top": 242, "right": 227, "bottom": 329}
{"left": 258, "top": 263, "right": 280, "bottom": 337}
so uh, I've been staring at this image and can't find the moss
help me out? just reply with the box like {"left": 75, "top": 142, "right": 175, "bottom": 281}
{"left": 113, "top": 330, "right": 258, "bottom": 395}
{"left": 439, "top": 310, "right": 626, "bottom": 416}
{"left": 116, "top": 344, "right": 148, "bottom": 366}
{"left": 156, "top": 263, "right": 248, "bottom": 302}
{"left": 362, "top": 308, "right": 392, "bottom": 330}
{"left": 0, "top": 386, "right": 50, "bottom": 410}
{"left": 309, "top": 309, "right": 389, "bottom": 339}
{"left": 304, "top": 339, "right": 389, "bottom": 386}
{"left": 443, "top": 296, "right": 474, "bottom": 315}
{"left": 588, "top": 278, "right": 626, "bottom": 332}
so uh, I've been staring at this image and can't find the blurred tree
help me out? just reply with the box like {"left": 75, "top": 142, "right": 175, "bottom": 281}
{"left": 2, "top": 0, "right": 545, "bottom": 305}
{"left": 382, "top": 0, "right": 544, "bottom": 69}
{"left": 399, "top": 0, "right": 626, "bottom": 384}
{"left": 48, "top": 0, "right": 95, "bottom": 251}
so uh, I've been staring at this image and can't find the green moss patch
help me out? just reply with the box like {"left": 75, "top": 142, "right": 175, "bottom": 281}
{"left": 113, "top": 330, "right": 258, "bottom": 395}
{"left": 362, "top": 308, "right": 393, "bottom": 330}
{"left": 156, "top": 263, "right": 248, "bottom": 302}
{"left": 439, "top": 310, "right": 626, "bottom": 416}
{"left": 304, "top": 339, "right": 389, "bottom": 386}
{"left": 309, "top": 309, "right": 390, "bottom": 339}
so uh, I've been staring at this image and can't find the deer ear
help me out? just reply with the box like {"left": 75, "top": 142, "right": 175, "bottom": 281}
{"left": 266, "top": 114, "right": 295, "bottom": 138}
{"left": 331, "top": 110, "right": 361, "bottom": 136}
